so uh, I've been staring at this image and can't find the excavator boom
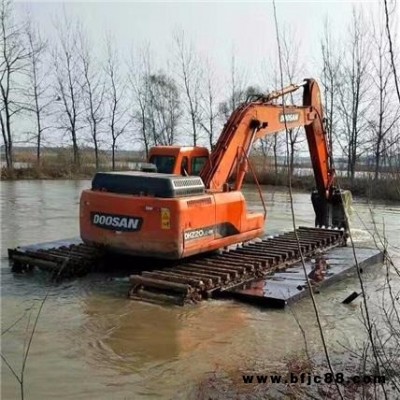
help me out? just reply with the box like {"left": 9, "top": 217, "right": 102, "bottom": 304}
{"left": 200, "top": 79, "right": 333, "bottom": 198}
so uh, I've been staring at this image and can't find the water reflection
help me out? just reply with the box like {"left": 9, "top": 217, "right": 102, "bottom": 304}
{"left": 79, "top": 294, "right": 249, "bottom": 374}
{"left": 0, "top": 180, "right": 90, "bottom": 254}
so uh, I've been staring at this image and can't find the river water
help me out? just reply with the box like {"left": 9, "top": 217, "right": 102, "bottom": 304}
{"left": 1, "top": 181, "right": 399, "bottom": 399}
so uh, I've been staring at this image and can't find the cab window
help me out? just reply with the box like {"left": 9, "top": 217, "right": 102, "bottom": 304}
{"left": 149, "top": 155, "right": 176, "bottom": 174}
{"left": 191, "top": 156, "right": 208, "bottom": 175}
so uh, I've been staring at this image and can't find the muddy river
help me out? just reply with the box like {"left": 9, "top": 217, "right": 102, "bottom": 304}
{"left": 1, "top": 181, "right": 399, "bottom": 399}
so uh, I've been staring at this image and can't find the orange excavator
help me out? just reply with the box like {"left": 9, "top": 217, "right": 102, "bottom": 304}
{"left": 80, "top": 78, "right": 347, "bottom": 260}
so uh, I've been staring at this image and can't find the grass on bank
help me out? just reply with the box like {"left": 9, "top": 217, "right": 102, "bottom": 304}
{"left": 191, "top": 351, "right": 391, "bottom": 400}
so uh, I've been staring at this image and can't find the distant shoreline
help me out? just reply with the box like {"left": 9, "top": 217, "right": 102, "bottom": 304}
{"left": 248, "top": 172, "right": 400, "bottom": 202}
{"left": 2, "top": 166, "right": 399, "bottom": 202}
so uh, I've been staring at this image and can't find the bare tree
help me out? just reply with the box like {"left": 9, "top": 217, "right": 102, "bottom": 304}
{"left": 128, "top": 45, "right": 152, "bottom": 158}
{"left": 261, "top": 62, "right": 287, "bottom": 175}
{"left": 0, "top": 0, "right": 29, "bottom": 168}
{"left": 78, "top": 26, "right": 104, "bottom": 170}
{"left": 174, "top": 30, "right": 202, "bottom": 146}
{"left": 383, "top": 0, "right": 400, "bottom": 104}
{"left": 258, "top": 134, "right": 281, "bottom": 176}
{"left": 368, "top": 13, "right": 400, "bottom": 180}
{"left": 321, "top": 18, "right": 342, "bottom": 158}
{"left": 336, "top": 9, "right": 371, "bottom": 180}
{"left": 260, "top": 133, "right": 286, "bottom": 177}
{"left": 104, "top": 34, "right": 129, "bottom": 170}
{"left": 24, "top": 16, "right": 50, "bottom": 165}
{"left": 147, "top": 72, "right": 181, "bottom": 146}
{"left": 129, "top": 47, "right": 182, "bottom": 155}
{"left": 219, "top": 50, "right": 247, "bottom": 122}
{"left": 52, "top": 15, "right": 83, "bottom": 167}
{"left": 280, "top": 26, "right": 305, "bottom": 177}
{"left": 384, "top": 121, "right": 400, "bottom": 173}
{"left": 198, "top": 59, "right": 220, "bottom": 149}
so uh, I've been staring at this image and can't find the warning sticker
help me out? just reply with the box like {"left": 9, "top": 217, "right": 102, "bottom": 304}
{"left": 161, "top": 208, "right": 170, "bottom": 229}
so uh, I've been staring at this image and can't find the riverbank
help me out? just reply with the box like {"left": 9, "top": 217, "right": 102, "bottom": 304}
{"left": 192, "top": 350, "right": 394, "bottom": 399}
{"left": 1, "top": 165, "right": 399, "bottom": 202}
{"left": 245, "top": 170, "right": 400, "bottom": 202}
{"left": 1, "top": 164, "right": 97, "bottom": 180}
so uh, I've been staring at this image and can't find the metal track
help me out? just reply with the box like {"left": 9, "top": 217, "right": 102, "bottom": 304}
{"left": 128, "top": 227, "right": 346, "bottom": 305}
{"left": 8, "top": 227, "right": 346, "bottom": 302}
{"left": 8, "top": 243, "right": 105, "bottom": 280}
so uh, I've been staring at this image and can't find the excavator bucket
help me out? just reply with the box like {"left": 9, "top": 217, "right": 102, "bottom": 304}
{"left": 311, "top": 188, "right": 352, "bottom": 230}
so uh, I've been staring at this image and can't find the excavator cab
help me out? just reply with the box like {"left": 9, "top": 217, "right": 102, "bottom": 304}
{"left": 148, "top": 146, "right": 209, "bottom": 176}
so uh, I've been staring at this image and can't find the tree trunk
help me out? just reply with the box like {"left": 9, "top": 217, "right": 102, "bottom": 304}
{"left": 289, "top": 129, "right": 295, "bottom": 178}
{"left": 5, "top": 101, "right": 13, "bottom": 168}
{"left": 36, "top": 130, "right": 41, "bottom": 164}
{"left": 191, "top": 115, "right": 197, "bottom": 147}
{"left": 347, "top": 151, "right": 351, "bottom": 178}
{"left": 141, "top": 107, "right": 149, "bottom": 159}
{"left": 71, "top": 128, "right": 80, "bottom": 167}
{"left": 374, "top": 138, "right": 382, "bottom": 181}
{"left": 290, "top": 143, "right": 295, "bottom": 178}
{"left": 208, "top": 112, "right": 214, "bottom": 150}
{"left": 93, "top": 125, "right": 100, "bottom": 171}
{"left": 328, "top": 75, "right": 334, "bottom": 166}
{"left": 350, "top": 148, "right": 356, "bottom": 181}
{"left": 112, "top": 138, "right": 116, "bottom": 170}
{"left": 1, "top": 114, "right": 11, "bottom": 168}
{"left": 36, "top": 108, "right": 41, "bottom": 164}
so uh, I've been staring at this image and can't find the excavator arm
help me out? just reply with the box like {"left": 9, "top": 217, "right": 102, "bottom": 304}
{"left": 200, "top": 78, "right": 348, "bottom": 229}
{"left": 201, "top": 79, "right": 332, "bottom": 194}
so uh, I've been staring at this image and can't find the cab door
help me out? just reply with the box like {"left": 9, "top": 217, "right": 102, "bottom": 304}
{"left": 191, "top": 155, "right": 208, "bottom": 176}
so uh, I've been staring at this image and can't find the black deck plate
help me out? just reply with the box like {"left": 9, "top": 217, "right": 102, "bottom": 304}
{"left": 219, "top": 247, "right": 383, "bottom": 308}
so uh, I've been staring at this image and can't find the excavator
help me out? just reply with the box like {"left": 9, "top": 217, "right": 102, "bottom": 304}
{"left": 80, "top": 78, "right": 348, "bottom": 260}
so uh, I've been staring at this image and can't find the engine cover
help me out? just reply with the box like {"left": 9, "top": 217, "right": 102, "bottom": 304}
{"left": 91, "top": 171, "right": 205, "bottom": 198}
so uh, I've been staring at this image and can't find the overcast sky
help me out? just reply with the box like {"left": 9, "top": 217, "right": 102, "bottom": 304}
{"left": 15, "top": 1, "right": 374, "bottom": 85}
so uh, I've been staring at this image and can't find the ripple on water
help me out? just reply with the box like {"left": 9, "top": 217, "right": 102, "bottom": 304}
{"left": 350, "top": 228, "right": 374, "bottom": 243}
